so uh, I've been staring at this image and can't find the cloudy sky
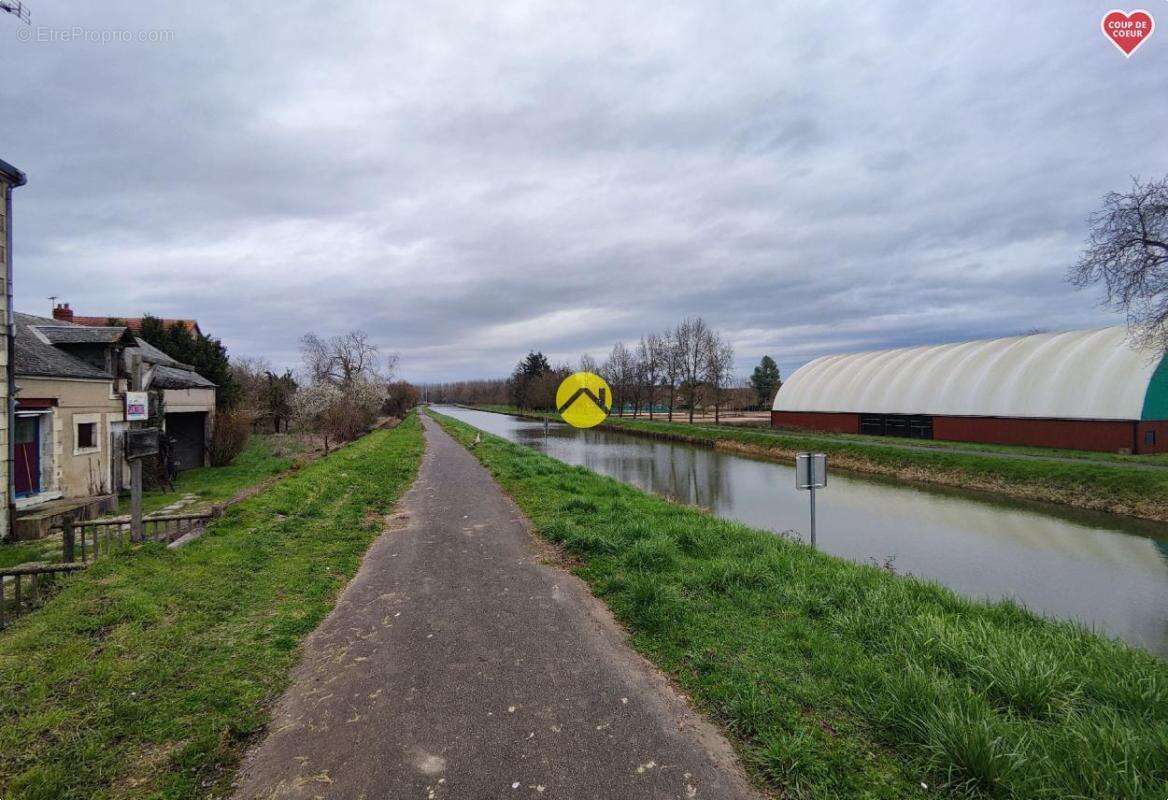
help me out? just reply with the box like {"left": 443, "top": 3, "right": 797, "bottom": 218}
{"left": 2, "top": 1, "right": 1164, "bottom": 382}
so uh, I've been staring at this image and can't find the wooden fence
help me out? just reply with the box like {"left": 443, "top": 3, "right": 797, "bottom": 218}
{"left": 58, "top": 512, "right": 216, "bottom": 562}
{"left": 0, "top": 511, "right": 217, "bottom": 629}
{"left": 0, "top": 563, "right": 87, "bottom": 628}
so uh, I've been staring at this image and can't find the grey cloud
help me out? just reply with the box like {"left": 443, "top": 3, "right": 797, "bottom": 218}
{"left": 1, "top": 0, "right": 1164, "bottom": 384}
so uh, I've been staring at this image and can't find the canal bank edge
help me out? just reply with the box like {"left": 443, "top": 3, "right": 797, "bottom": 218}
{"left": 456, "top": 405, "right": 1168, "bottom": 523}
{"left": 430, "top": 409, "right": 1168, "bottom": 800}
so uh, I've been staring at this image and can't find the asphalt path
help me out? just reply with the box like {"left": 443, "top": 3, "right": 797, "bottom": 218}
{"left": 232, "top": 413, "right": 758, "bottom": 800}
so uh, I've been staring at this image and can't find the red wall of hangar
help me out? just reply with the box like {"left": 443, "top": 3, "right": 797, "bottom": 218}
{"left": 771, "top": 411, "right": 1164, "bottom": 455}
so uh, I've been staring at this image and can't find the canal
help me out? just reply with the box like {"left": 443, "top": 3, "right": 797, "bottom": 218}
{"left": 433, "top": 406, "right": 1168, "bottom": 657}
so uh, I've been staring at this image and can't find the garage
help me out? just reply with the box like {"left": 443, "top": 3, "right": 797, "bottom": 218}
{"left": 166, "top": 411, "right": 208, "bottom": 471}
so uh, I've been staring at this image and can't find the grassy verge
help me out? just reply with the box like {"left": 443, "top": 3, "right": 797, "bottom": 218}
{"left": 0, "top": 414, "right": 424, "bottom": 799}
{"left": 464, "top": 405, "right": 1168, "bottom": 522}
{"left": 0, "top": 435, "right": 312, "bottom": 572}
{"left": 0, "top": 540, "right": 59, "bottom": 570}
{"left": 139, "top": 433, "right": 311, "bottom": 515}
{"left": 433, "top": 410, "right": 1168, "bottom": 800}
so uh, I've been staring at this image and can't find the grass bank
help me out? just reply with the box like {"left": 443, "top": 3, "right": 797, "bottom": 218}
{"left": 139, "top": 433, "right": 313, "bottom": 515}
{"left": 0, "top": 415, "right": 424, "bottom": 799}
{"left": 433, "top": 410, "right": 1168, "bottom": 799}
{"left": 466, "top": 405, "right": 1168, "bottom": 522}
{"left": 0, "top": 435, "right": 313, "bottom": 571}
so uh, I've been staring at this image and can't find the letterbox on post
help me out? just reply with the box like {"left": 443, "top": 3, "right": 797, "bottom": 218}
{"left": 795, "top": 452, "right": 827, "bottom": 548}
{"left": 124, "top": 428, "right": 161, "bottom": 461}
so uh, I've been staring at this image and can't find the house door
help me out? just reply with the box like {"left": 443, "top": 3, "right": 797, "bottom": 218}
{"left": 15, "top": 416, "right": 40, "bottom": 497}
{"left": 110, "top": 421, "right": 128, "bottom": 494}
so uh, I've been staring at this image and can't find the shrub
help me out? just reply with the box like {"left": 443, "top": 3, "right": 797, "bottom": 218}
{"left": 209, "top": 410, "right": 251, "bottom": 466}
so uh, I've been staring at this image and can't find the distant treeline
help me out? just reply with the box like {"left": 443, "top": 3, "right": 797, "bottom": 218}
{"left": 425, "top": 316, "right": 780, "bottom": 423}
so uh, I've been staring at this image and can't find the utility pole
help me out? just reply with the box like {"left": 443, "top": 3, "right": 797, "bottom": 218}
{"left": 129, "top": 353, "right": 143, "bottom": 541}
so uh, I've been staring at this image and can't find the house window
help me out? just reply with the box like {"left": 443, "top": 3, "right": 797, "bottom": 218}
{"left": 1147, "top": 430, "right": 1158, "bottom": 447}
{"left": 73, "top": 414, "right": 102, "bottom": 455}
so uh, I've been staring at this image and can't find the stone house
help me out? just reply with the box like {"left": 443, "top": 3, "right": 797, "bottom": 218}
{"left": 13, "top": 312, "right": 216, "bottom": 537}
{"left": 1, "top": 158, "right": 27, "bottom": 541}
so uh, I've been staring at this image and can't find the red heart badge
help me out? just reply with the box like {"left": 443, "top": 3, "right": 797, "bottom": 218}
{"left": 1101, "top": 10, "right": 1155, "bottom": 57}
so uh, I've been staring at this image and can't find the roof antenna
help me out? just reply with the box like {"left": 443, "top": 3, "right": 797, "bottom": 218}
{"left": 0, "top": 1, "right": 31, "bottom": 24}
{"left": 48, "top": 295, "right": 58, "bottom": 314}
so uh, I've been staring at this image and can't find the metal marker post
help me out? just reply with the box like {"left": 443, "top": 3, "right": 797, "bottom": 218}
{"left": 809, "top": 484, "right": 816, "bottom": 549}
{"left": 795, "top": 452, "right": 827, "bottom": 549}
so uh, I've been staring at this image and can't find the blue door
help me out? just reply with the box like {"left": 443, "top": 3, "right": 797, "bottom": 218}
{"left": 15, "top": 416, "right": 39, "bottom": 497}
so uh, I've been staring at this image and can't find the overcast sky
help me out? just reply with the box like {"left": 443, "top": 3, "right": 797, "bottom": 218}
{"left": 2, "top": 1, "right": 1164, "bottom": 382}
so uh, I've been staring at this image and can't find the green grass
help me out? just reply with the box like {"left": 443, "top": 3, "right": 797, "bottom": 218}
{"left": 0, "top": 415, "right": 424, "bottom": 800}
{"left": 465, "top": 405, "right": 1168, "bottom": 521}
{"left": 139, "top": 433, "right": 308, "bottom": 515}
{"left": 433, "top": 410, "right": 1168, "bottom": 799}
{"left": 0, "top": 540, "right": 59, "bottom": 570}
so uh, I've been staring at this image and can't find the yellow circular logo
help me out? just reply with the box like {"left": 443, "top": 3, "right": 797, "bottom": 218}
{"left": 556, "top": 371, "right": 612, "bottom": 429}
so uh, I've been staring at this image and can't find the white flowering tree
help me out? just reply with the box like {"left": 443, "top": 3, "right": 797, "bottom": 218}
{"left": 294, "top": 331, "right": 395, "bottom": 450}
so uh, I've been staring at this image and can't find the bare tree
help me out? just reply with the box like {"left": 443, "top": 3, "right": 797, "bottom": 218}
{"left": 703, "top": 333, "right": 735, "bottom": 424}
{"left": 603, "top": 342, "right": 635, "bottom": 417}
{"left": 675, "top": 317, "right": 712, "bottom": 423}
{"left": 230, "top": 355, "right": 273, "bottom": 410}
{"left": 1070, "top": 175, "right": 1168, "bottom": 351}
{"left": 662, "top": 328, "right": 683, "bottom": 422}
{"left": 300, "top": 331, "right": 399, "bottom": 388}
{"left": 638, "top": 334, "right": 665, "bottom": 420}
{"left": 579, "top": 353, "right": 600, "bottom": 374}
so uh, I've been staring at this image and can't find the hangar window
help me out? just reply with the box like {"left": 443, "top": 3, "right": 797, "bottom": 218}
{"left": 860, "top": 414, "right": 933, "bottom": 440}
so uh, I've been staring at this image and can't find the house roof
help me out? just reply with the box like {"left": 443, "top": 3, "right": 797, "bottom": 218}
{"left": 36, "top": 325, "right": 136, "bottom": 346}
{"left": 151, "top": 363, "right": 216, "bottom": 390}
{"left": 15, "top": 313, "right": 217, "bottom": 391}
{"left": 0, "top": 158, "right": 26, "bottom": 187}
{"left": 14, "top": 313, "right": 115, "bottom": 380}
{"left": 71, "top": 315, "right": 201, "bottom": 336}
{"left": 125, "top": 338, "right": 217, "bottom": 390}
{"left": 129, "top": 337, "right": 191, "bottom": 370}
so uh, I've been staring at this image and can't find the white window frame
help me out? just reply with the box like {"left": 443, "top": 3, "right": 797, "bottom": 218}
{"left": 73, "top": 412, "right": 102, "bottom": 456}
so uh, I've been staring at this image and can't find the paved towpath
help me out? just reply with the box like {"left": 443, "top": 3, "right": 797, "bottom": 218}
{"left": 233, "top": 413, "right": 758, "bottom": 800}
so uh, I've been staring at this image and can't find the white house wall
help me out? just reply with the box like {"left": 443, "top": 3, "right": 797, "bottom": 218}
{"left": 162, "top": 387, "right": 216, "bottom": 414}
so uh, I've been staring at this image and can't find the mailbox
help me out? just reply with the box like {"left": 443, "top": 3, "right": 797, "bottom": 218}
{"left": 124, "top": 428, "right": 160, "bottom": 461}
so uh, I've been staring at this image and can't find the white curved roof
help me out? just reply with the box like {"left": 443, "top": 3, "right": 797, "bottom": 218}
{"left": 774, "top": 326, "right": 1165, "bottom": 421}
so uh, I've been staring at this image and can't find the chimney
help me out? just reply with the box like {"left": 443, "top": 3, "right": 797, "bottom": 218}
{"left": 53, "top": 302, "right": 73, "bottom": 322}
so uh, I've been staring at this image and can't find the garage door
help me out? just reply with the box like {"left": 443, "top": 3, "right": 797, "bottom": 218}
{"left": 166, "top": 412, "right": 207, "bottom": 471}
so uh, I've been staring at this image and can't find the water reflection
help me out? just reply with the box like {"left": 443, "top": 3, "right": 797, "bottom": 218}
{"left": 433, "top": 407, "right": 1168, "bottom": 657}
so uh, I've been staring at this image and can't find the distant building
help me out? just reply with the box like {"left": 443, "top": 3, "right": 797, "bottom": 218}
{"left": 0, "top": 158, "right": 26, "bottom": 541}
{"left": 772, "top": 327, "right": 1168, "bottom": 454}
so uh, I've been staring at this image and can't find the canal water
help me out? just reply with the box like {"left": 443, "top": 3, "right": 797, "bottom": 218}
{"left": 433, "top": 406, "right": 1168, "bottom": 657}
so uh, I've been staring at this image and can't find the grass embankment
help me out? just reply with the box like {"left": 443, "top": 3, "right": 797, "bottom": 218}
{"left": 433, "top": 411, "right": 1168, "bottom": 800}
{"left": 0, "top": 415, "right": 424, "bottom": 799}
{"left": 0, "top": 435, "right": 311, "bottom": 571}
{"left": 139, "top": 433, "right": 311, "bottom": 515}
{"left": 467, "top": 405, "right": 1168, "bottom": 521}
